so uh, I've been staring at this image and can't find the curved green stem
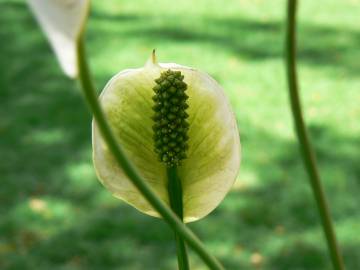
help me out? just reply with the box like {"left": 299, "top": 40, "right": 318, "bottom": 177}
{"left": 285, "top": 1, "right": 345, "bottom": 270}
{"left": 167, "top": 166, "right": 190, "bottom": 270}
{"left": 75, "top": 37, "right": 224, "bottom": 270}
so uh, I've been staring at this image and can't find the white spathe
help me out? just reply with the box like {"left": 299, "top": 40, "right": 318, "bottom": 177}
{"left": 28, "top": 0, "right": 90, "bottom": 78}
{"left": 92, "top": 59, "right": 241, "bottom": 223}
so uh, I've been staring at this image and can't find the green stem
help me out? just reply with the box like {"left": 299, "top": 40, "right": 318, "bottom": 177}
{"left": 167, "top": 166, "right": 190, "bottom": 270}
{"left": 285, "top": 1, "right": 345, "bottom": 270}
{"left": 75, "top": 37, "right": 224, "bottom": 270}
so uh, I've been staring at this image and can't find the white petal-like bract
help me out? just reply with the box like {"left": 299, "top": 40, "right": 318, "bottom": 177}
{"left": 28, "top": 0, "right": 90, "bottom": 78}
{"left": 92, "top": 60, "right": 241, "bottom": 222}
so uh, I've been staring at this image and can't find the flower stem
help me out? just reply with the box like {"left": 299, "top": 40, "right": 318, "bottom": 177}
{"left": 75, "top": 37, "right": 224, "bottom": 270}
{"left": 285, "top": 1, "right": 345, "bottom": 270}
{"left": 167, "top": 166, "right": 190, "bottom": 270}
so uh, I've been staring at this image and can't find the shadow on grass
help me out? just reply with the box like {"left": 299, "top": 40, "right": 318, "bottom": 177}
{"left": 0, "top": 2, "right": 359, "bottom": 270}
{"left": 89, "top": 10, "right": 360, "bottom": 76}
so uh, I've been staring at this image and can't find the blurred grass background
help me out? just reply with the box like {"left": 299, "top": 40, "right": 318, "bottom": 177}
{"left": 1, "top": 0, "right": 360, "bottom": 269}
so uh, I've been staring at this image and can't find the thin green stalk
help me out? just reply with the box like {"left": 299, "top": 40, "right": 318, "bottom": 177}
{"left": 167, "top": 166, "right": 190, "bottom": 270}
{"left": 285, "top": 1, "right": 345, "bottom": 270}
{"left": 75, "top": 37, "right": 224, "bottom": 270}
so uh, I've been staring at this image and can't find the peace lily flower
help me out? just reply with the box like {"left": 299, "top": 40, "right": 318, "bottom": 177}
{"left": 28, "top": 0, "right": 90, "bottom": 78}
{"left": 93, "top": 54, "right": 241, "bottom": 222}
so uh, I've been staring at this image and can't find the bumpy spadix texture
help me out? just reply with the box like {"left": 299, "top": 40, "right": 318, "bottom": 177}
{"left": 92, "top": 60, "right": 241, "bottom": 222}
{"left": 28, "top": 0, "right": 90, "bottom": 78}
{"left": 152, "top": 70, "right": 189, "bottom": 167}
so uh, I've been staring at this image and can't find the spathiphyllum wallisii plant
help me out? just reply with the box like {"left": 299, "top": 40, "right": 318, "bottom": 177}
{"left": 92, "top": 55, "right": 241, "bottom": 223}
{"left": 28, "top": 1, "right": 242, "bottom": 269}
{"left": 92, "top": 54, "right": 241, "bottom": 268}
{"left": 27, "top": 1, "right": 347, "bottom": 269}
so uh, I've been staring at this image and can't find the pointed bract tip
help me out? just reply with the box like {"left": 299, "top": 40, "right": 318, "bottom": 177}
{"left": 152, "top": 49, "right": 157, "bottom": 63}
{"left": 145, "top": 49, "right": 160, "bottom": 69}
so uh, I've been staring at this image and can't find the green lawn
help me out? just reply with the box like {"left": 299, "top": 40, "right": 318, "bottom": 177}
{"left": 1, "top": 0, "right": 359, "bottom": 269}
